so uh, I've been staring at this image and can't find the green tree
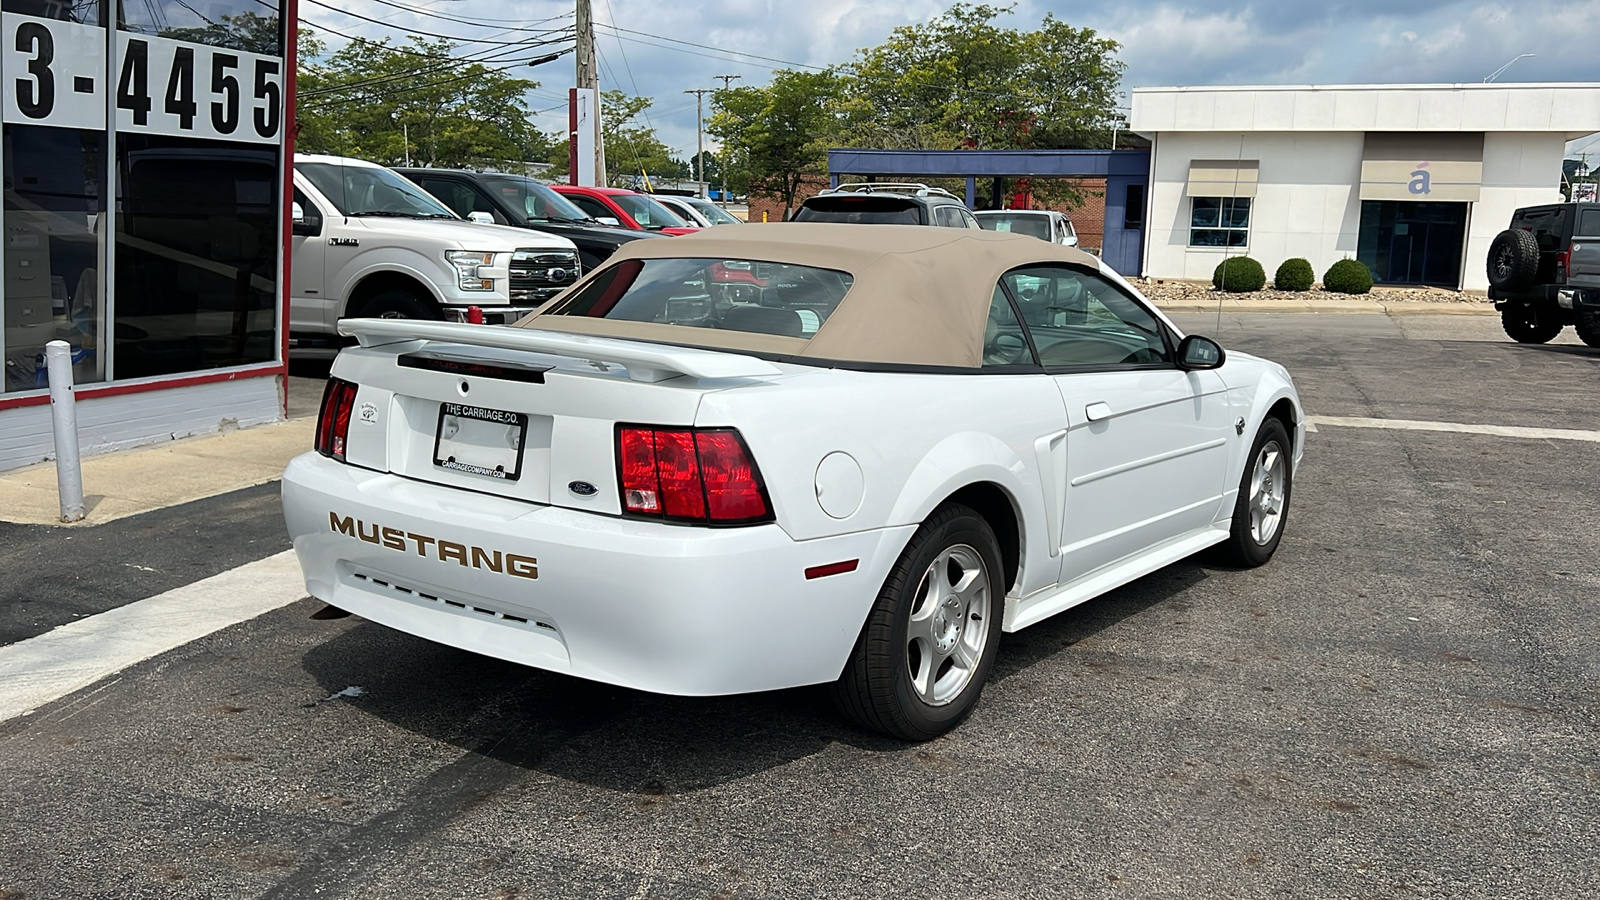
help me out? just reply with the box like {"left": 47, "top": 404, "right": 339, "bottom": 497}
{"left": 296, "top": 37, "right": 547, "bottom": 169}
{"left": 599, "top": 90, "right": 689, "bottom": 187}
{"left": 711, "top": 70, "right": 842, "bottom": 216}
{"left": 840, "top": 3, "right": 1124, "bottom": 151}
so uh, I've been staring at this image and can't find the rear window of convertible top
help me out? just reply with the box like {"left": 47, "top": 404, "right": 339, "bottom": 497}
{"left": 539, "top": 258, "right": 855, "bottom": 339}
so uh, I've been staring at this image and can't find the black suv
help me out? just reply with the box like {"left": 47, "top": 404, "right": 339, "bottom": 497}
{"left": 395, "top": 168, "right": 664, "bottom": 272}
{"left": 793, "top": 183, "right": 983, "bottom": 228}
{"left": 1487, "top": 202, "right": 1600, "bottom": 346}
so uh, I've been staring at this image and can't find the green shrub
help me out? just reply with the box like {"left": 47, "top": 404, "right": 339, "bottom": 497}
{"left": 1323, "top": 258, "right": 1374, "bottom": 295}
{"left": 1273, "top": 258, "right": 1315, "bottom": 292}
{"left": 1211, "top": 256, "right": 1266, "bottom": 293}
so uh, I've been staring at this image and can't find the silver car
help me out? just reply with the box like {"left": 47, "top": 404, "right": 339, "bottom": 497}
{"left": 974, "top": 209, "right": 1078, "bottom": 247}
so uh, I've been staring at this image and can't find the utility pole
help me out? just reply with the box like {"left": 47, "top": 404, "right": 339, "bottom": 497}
{"left": 575, "top": 0, "right": 605, "bottom": 183}
{"left": 712, "top": 74, "right": 741, "bottom": 203}
{"left": 684, "top": 88, "right": 713, "bottom": 198}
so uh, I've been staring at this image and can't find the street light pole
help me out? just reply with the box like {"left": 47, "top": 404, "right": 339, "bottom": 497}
{"left": 684, "top": 88, "right": 713, "bottom": 198}
{"left": 1483, "top": 53, "right": 1535, "bottom": 83}
{"left": 713, "top": 74, "right": 741, "bottom": 204}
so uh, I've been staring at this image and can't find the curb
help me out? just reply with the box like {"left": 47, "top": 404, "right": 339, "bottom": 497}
{"left": 1153, "top": 301, "right": 1498, "bottom": 316}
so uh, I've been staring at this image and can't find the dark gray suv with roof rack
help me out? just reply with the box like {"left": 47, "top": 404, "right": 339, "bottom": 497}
{"left": 1487, "top": 202, "right": 1600, "bottom": 346}
{"left": 792, "top": 183, "right": 982, "bottom": 228}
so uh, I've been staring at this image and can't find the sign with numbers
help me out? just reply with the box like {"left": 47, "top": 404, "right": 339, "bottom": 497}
{"left": 2, "top": 16, "right": 283, "bottom": 144}
{"left": 114, "top": 32, "right": 281, "bottom": 143}
{"left": 2, "top": 14, "right": 107, "bottom": 130}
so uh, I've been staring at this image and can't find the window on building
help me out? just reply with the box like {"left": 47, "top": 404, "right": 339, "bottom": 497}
{"left": 3, "top": 125, "right": 106, "bottom": 393}
{"left": 1123, "top": 184, "right": 1145, "bottom": 229}
{"left": 113, "top": 134, "right": 279, "bottom": 378}
{"left": 1189, "top": 197, "right": 1250, "bottom": 247}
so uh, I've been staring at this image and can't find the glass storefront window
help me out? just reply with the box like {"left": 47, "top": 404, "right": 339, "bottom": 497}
{"left": 1357, "top": 200, "right": 1468, "bottom": 287}
{"left": 3, "top": 124, "right": 106, "bottom": 393}
{"left": 2, "top": 0, "right": 98, "bottom": 25}
{"left": 113, "top": 134, "right": 278, "bottom": 378}
{"left": 117, "top": 0, "right": 279, "bottom": 54}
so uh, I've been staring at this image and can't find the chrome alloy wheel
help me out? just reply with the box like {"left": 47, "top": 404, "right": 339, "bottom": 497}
{"left": 1249, "top": 440, "right": 1287, "bottom": 545}
{"left": 905, "top": 544, "right": 991, "bottom": 707}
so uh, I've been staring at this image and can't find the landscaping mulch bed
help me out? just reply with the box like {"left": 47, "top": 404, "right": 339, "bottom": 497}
{"left": 1130, "top": 278, "right": 1492, "bottom": 306}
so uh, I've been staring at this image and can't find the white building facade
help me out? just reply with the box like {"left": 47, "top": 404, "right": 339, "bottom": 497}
{"left": 1130, "top": 84, "right": 1600, "bottom": 291}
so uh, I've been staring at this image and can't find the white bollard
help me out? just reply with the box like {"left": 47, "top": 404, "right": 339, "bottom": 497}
{"left": 44, "top": 340, "right": 85, "bottom": 523}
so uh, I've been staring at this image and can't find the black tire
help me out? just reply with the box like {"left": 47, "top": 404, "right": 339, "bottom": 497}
{"left": 832, "top": 503, "right": 1006, "bottom": 741}
{"left": 357, "top": 289, "right": 440, "bottom": 320}
{"left": 1486, "top": 229, "right": 1540, "bottom": 290}
{"left": 1576, "top": 314, "right": 1600, "bottom": 348}
{"left": 1212, "top": 418, "right": 1292, "bottom": 568}
{"left": 1500, "top": 304, "right": 1562, "bottom": 344}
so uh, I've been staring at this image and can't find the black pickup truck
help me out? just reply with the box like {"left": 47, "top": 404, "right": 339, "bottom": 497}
{"left": 1486, "top": 201, "right": 1600, "bottom": 346}
{"left": 395, "top": 168, "right": 664, "bottom": 273}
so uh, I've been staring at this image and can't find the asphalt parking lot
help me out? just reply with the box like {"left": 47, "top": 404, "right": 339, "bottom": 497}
{"left": 2, "top": 312, "right": 1598, "bottom": 899}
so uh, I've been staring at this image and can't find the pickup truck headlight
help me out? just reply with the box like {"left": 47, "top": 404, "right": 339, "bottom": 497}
{"left": 445, "top": 250, "right": 497, "bottom": 292}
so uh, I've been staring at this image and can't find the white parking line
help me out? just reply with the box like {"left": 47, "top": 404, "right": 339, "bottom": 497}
{"left": 1308, "top": 415, "right": 1600, "bottom": 444}
{"left": 0, "top": 551, "right": 308, "bottom": 723}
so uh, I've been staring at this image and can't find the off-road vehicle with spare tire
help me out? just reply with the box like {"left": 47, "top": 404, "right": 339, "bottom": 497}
{"left": 1486, "top": 202, "right": 1600, "bottom": 346}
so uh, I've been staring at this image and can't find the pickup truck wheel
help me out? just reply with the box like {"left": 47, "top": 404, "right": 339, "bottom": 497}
{"left": 832, "top": 503, "right": 1004, "bottom": 742}
{"left": 1486, "top": 229, "right": 1540, "bottom": 290}
{"left": 359, "top": 290, "right": 440, "bottom": 321}
{"left": 1501, "top": 304, "right": 1562, "bottom": 344}
{"left": 1211, "top": 418, "right": 1292, "bottom": 568}
{"left": 1576, "top": 315, "right": 1600, "bottom": 348}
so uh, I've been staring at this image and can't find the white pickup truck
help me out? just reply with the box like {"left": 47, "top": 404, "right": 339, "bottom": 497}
{"left": 289, "top": 155, "right": 581, "bottom": 354}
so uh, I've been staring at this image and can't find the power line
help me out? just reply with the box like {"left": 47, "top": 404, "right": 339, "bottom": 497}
{"left": 335, "top": 0, "right": 573, "bottom": 33}
{"left": 301, "top": 43, "right": 567, "bottom": 97}
{"left": 302, "top": 0, "right": 567, "bottom": 47}
{"left": 597, "top": 0, "right": 652, "bottom": 137}
{"left": 594, "top": 23, "right": 826, "bottom": 71}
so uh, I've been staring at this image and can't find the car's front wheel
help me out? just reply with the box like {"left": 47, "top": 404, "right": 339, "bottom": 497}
{"left": 1501, "top": 304, "right": 1562, "bottom": 344}
{"left": 1212, "top": 418, "right": 1292, "bottom": 568}
{"left": 833, "top": 503, "right": 1005, "bottom": 741}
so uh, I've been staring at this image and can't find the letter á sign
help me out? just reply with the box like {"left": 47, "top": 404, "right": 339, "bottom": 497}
{"left": 1409, "top": 161, "right": 1431, "bottom": 195}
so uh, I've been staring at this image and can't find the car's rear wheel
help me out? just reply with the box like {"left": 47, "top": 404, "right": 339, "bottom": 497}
{"left": 1212, "top": 418, "right": 1292, "bottom": 568}
{"left": 1576, "top": 314, "right": 1600, "bottom": 348}
{"left": 832, "top": 503, "right": 1004, "bottom": 741}
{"left": 1501, "top": 304, "right": 1562, "bottom": 344}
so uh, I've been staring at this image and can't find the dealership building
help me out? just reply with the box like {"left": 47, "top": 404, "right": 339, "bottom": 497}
{"left": 0, "top": 0, "right": 293, "bottom": 473}
{"left": 1128, "top": 83, "right": 1600, "bottom": 290}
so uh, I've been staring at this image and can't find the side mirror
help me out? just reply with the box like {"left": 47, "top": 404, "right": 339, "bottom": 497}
{"left": 467, "top": 211, "right": 494, "bottom": 225}
{"left": 1177, "top": 334, "right": 1225, "bottom": 370}
{"left": 292, "top": 202, "right": 320, "bottom": 237}
{"left": 595, "top": 216, "right": 622, "bottom": 227}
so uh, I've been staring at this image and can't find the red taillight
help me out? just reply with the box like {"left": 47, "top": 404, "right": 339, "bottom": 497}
{"left": 616, "top": 426, "right": 771, "bottom": 524}
{"left": 315, "top": 377, "right": 358, "bottom": 461}
{"left": 1557, "top": 248, "right": 1571, "bottom": 281}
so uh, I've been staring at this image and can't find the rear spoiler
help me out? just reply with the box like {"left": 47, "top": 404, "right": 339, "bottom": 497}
{"left": 338, "top": 319, "right": 783, "bottom": 383}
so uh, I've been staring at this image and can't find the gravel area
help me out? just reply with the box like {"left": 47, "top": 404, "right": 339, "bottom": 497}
{"left": 1130, "top": 277, "right": 1493, "bottom": 306}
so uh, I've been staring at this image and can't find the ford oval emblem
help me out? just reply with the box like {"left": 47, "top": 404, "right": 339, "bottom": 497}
{"left": 568, "top": 480, "right": 598, "bottom": 496}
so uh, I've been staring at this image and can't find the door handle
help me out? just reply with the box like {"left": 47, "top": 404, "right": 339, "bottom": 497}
{"left": 1085, "top": 402, "right": 1112, "bottom": 421}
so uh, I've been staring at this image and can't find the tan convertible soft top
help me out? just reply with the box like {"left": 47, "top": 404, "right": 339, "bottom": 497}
{"left": 516, "top": 222, "right": 1104, "bottom": 368}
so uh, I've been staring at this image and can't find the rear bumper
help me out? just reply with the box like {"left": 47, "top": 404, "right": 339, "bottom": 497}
{"left": 282, "top": 453, "right": 915, "bottom": 695}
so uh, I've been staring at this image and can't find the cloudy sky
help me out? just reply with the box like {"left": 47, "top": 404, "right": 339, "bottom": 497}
{"left": 300, "top": 0, "right": 1600, "bottom": 159}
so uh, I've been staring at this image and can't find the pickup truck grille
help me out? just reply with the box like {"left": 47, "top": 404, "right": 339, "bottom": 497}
{"left": 510, "top": 249, "right": 581, "bottom": 303}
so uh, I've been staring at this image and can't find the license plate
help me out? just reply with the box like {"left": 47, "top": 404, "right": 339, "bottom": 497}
{"left": 433, "top": 403, "right": 528, "bottom": 481}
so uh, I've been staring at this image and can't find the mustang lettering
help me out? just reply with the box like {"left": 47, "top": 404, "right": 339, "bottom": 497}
{"left": 328, "top": 512, "right": 537, "bottom": 579}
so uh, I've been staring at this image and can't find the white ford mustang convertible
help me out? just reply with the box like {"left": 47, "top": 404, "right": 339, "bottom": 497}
{"left": 283, "top": 224, "right": 1303, "bottom": 740}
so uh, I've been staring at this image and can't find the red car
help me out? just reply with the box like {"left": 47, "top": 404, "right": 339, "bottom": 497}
{"left": 552, "top": 185, "right": 700, "bottom": 235}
